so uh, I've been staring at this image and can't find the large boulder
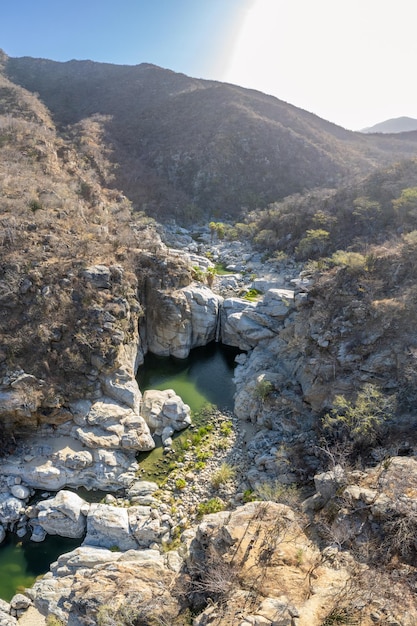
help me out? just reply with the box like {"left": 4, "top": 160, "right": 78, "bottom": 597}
{"left": 75, "top": 396, "right": 155, "bottom": 451}
{"left": 84, "top": 504, "right": 138, "bottom": 551}
{"left": 36, "top": 490, "right": 88, "bottom": 538}
{"left": 0, "top": 493, "right": 25, "bottom": 526}
{"left": 220, "top": 290, "right": 294, "bottom": 350}
{"left": 141, "top": 389, "right": 191, "bottom": 436}
{"left": 30, "top": 547, "right": 182, "bottom": 625}
{"left": 187, "top": 502, "right": 351, "bottom": 626}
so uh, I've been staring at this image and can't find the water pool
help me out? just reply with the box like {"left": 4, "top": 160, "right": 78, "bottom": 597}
{"left": 0, "top": 532, "right": 81, "bottom": 601}
{"left": 137, "top": 341, "right": 239, "bottom": 413}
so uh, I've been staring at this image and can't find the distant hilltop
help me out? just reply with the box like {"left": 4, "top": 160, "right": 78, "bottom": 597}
{"left": 361, "top": 116, "right": 417, "bottom": 134}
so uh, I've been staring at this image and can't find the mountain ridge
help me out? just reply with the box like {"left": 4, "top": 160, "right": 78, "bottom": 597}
{"left": 361, "top": 115, "right": 417, "bottom": 134}
{"left": 5, "top": 52, "right": 417, "bottom": 222}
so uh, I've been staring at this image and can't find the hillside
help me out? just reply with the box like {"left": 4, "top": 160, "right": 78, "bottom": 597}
{"left": 0, "top": 51, "right": 190, "bottom": 442}
{"left": 5, "top": 53, "right": 417, "bottom": 223}
{"left": 2, "top": 49, "right": 417, "bottom": 626}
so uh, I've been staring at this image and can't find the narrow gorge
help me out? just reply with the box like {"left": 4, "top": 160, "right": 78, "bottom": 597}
{"left": 2, "top": 49, "right": 417, "bottom": 625}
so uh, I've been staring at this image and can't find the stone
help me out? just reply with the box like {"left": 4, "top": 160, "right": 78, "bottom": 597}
{"left": 141, "top": 389, "right": 191, "bottom": 435}
{"left": 81, "top": 265, "right": 111, "bottom": 289}
{"left": 10, "top": 484, "right": 31, "bottom": 500}
{"left": 30, "top": 524, "right": 47, "bottom": 542}
{"left": 127, "top": 481, "right": 159, "bottom": 498}
{"left": 128, "top": 507, "right": 163, "bottom": 547}
{"left": 314, "top": 465, "right": 346, "bottom": 501}
{"left": 37, "top": 490, "right": 88, "bottom": 538}
{"left": 145, "top": 285, "right": 223, "bottom": 359}
{"left": 84, "top": 503, "right": 138, "bottom": 551}
{"left": 0, "top": 494, "right": 24, "bottom": 525}
{"left": 9, "top": 594, "right": 31, "bottom": 611}
{"left": 100, "top": 373, "right": 141, "bottom": 412}
{"left": 31, "top": 547, "right": 181, "bottom": 625}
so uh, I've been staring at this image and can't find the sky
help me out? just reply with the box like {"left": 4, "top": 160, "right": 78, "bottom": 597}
{"left": 1, "top": 0, "right": 416, "bottom": 131}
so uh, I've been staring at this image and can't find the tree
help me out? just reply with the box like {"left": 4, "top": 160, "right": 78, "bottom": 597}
{"left": 295, "top": 229, "right": 330, "bottom": 260}
{"left": 322, "top": 384, "right": 396, "bottom": 447}
{"left": 392, "top": 187, "right": 417, "bottom": 229}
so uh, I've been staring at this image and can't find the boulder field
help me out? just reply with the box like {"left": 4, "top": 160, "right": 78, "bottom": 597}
{"left": 0, "top": 228, "right": 415, "bottom": 624}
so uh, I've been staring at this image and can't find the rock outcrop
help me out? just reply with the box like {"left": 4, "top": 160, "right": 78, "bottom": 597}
{"left": 145, "top": 283, "right": 223, "bottom": 358}
{"left": 141, "top": 388, "right": 191, "bottom": 443}
{"left": 28, "top": 546, "right": 183, "bottom": 625}
{"left": 36, "top": 490, "right": 88, "bottom": 539}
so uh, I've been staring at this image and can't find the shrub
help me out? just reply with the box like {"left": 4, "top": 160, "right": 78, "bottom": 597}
{"left": 175, "top": 477, "right": 187, "bottom": 490}
{"left": 243, "top": 288, "right": 262, "bottom": 301}
{"left": 322, "top": 384, "right": 396, "bottom": 447}
{"left": 219, "top": 420, "right": 233, "bottom": 436}
{"left": 197, "top": 497, "right": 225, "bottom": 517}
{"left": 254, "top": 480, "right": 300, "bottom": 507}
{"left": 330, "top": 250, "right": 367, "bottom": 272}
{"left": 295, "top": 228, "right": 330, "bottom": 260}
{"left": 211, "top": 463, "right": 236, "bottom": 489}
{"left": 254, "top": 378, "right": 274, "bottom": 402}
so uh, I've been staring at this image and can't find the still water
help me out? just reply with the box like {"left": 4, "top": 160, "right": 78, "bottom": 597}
{"left": 137, "top": 341, "right": 239, "bottom": 412}
{"left": 136, "top": 341, "right": 240, "bottom": 478}
{"left": 0, "top": 533, "right": 81, "bottom": 602}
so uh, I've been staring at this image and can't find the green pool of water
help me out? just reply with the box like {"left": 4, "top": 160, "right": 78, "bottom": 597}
{"left": 137, "top": 341, "right": 239, "bottom": 412}
{"left": 136, "top": 342, "right": 240, "bottom": 480}
{"left": 0, "top": 533, "right": 81, "bottom": 601}
{"left": 0, "top": 343, "right": 240, "bottom": 601}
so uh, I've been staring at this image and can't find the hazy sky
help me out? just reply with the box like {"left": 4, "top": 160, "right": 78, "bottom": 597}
{"left": 1, "top": 0, "right": 416, "bottom": 131}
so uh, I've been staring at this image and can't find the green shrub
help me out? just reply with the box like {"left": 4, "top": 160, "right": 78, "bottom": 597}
{"left": 243, "top": 489, "right": 256, "bottom": 502}
{"left": 219, "top": 420, "right": 233, "bottom": 436}
{"left": 197, "top": 497, "right": 225, "bottom": 517}
{"left": 175, "top": 477, "right": 187, "bottom": 490}
{"left": 28, "top": 198, "right": 43, "bottom": 212}
{"left": 243, "top": 288, "right": 262, "bottom": 301}
{"left": 211, "top": 463, "right": 236, "bottom": 489}
{"left": 330, "top": 250, "right": 367, "bottom": 272}
{"left": 295, "top": 228, "right": 330, "bottom": 260}
{"left": 322, "top": 384, "right": 396, "bottom": 446}
{"left": 254, "top": 378, "right": 274, "bottom": 402}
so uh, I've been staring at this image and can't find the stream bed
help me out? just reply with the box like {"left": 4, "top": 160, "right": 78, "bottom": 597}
{"left": 0, "top": 342, "right": 240, "bottom": 601}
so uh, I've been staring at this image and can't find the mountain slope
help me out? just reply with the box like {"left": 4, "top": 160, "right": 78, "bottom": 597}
{"left": 6, "top": 54, "right": 417, "bottom": 222}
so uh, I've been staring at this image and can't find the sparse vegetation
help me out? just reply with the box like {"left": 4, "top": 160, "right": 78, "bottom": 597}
{"left": 210, "top": 463, "right": 236, "bottom": 489}
{"left": 253, "top": 378, "right": 274, "bottom": 402}
{"left": 322, "top": 384, "right": 396, "bottom": 447}
{"left": 197, "top": 497, "right": 225, "bottom": 517}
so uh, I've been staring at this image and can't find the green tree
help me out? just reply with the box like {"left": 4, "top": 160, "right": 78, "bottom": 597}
{"left": 295, "top": 229, "right": 330, "bottom": 260}
{"left": 392, "top": 187, "right": 417, "bottom": 229}
{"left": 322, "top": 384, "right": 396, "bottom": 446}
{"left": 352, "top": 196, "right": 382, "bottom": 237}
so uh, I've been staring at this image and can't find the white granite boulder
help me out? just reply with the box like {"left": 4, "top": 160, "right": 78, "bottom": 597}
{"left": 0, "top": 494, "right": 24, "bottom": 526}
{"left": 36, "top": 490, "right": 88, "bottom": 538}
{"left": 141, "top": 389, "right": 191, "bottom": 436}
{"left": 145, "top": 285, "right": 223, "bottom": 359}
{"left": 84, "top": 503, "right": 138, "bottom": 551}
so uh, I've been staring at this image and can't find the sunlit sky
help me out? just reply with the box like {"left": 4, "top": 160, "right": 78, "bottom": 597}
{"left": 1, "top": 0, "right": 416, "bottom": 131}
